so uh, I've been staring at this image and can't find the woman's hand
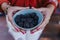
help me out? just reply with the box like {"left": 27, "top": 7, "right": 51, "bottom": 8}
{"left": 1, "top": 3, "right": 29, "bottom": 33}
{"left": 7, "top": 6, "right": 28, "bottom": 23}
{"left": 7, "top": 6, "right": 29, "bottom": 33}
{"left": 31, "top": 5, "right": 55, "bottom": 33}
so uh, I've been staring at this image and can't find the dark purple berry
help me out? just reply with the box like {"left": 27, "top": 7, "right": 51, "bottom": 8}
{"left": 14, "top": 12, "right": 39, "bottom": 29}
{"left": 30, "top": 13, "right": 36, "bottom": 18}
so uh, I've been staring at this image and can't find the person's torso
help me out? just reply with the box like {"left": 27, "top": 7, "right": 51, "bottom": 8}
{"left": 8, "top": 0, "right": 49, "bottom": 8}
{"left": 0, "top": 0, "right": 49, "bottom": 13}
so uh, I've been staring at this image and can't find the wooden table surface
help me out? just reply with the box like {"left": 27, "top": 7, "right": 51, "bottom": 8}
{"left": 0, "top": 16, "right": 14, "bottom": 40}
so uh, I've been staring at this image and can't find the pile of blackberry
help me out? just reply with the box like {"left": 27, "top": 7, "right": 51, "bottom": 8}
{"left": 14, "top": 12, "right": 39, "bottom": 29}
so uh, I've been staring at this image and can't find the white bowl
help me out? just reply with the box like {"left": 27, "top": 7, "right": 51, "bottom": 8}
{"left": 13, "top": 9, "right": 43, "bottom": 30}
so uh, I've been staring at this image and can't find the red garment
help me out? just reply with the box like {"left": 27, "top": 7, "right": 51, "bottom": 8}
{"left": 0, "top": 0, "right": 58, "bottom": 12}
{"left": 58, "top": 0, "right": 60, "bottom": 2}
{"left": 0, "top": 0, "right": 8, "bottom": 5}
{"left": 0, "top": 0, "right": 58, "bottom": 8}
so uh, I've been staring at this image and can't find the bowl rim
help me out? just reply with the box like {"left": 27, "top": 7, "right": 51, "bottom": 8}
{"left": 12, "top": 9, "right": 44, "bottom": 30}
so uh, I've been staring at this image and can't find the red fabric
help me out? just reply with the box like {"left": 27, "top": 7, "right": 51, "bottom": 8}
{"left": 50, "top": 2, "right": 57, "bottom": 9}
{"left": 0, "top": 0, "right": 9, "bottom": 12}
{"left": 44, "top": 1, "right": 57, "bottom": 9}
{"left": 58, "top": 0, "right": 60, "bottom": 2}
{"left": 0, "top": 0, "right": 58, "bottom": 13}
{"left": 0, "top": 0, "right": 8, "bottom": 5}
{"left": 0, "top": 0, "right": 57, "bottom": 8}
{"left": 10, "top": 0, "right": 38, "bottom": 7}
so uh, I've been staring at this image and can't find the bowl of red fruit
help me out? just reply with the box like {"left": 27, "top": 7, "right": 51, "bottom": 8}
{"left": 13, "top": 9, "right": 43, "bottom": 30}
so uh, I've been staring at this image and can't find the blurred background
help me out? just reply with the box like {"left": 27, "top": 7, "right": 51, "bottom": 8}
{"left": 0, "top": 0, "right": 60, "bottom": 40}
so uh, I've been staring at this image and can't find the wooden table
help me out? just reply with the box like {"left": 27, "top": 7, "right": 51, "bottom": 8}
{"left": 0, "top": 16, "right": 14, "bottom": 40}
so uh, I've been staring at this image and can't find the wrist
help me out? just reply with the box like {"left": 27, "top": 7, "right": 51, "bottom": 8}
{"left": 1, "top": 2, "right": 10, "bottom": 11}
{"left": 47, "top": 4, "right": 55, "bottom": 11}
{"left": 1, "top": 2, "right": 11, "bottom": 14}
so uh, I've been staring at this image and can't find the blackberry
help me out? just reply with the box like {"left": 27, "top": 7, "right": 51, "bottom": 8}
{"left": 14, "top": 12, "right": 39, "bottom": 29}
{"left": 20, "top": 18, "right": 26, "bottom": 22}
{"left": 34, "top": 15, "right": 39, "bottom": 20}
{"left": 18, "top": 22, "right": 24, "bottom": 27}
{"left": 19, "top": 14, "right": 24, "bottom": 18}
{"left": 34, "top": 20, "right": 38, "bottom": 25}
{"left": 25, "top": 14, "right": 31, "bottom": 18}
{"left": 30, "top": 23, "right": 35, "bottom": 28}
{"left": 14, "top": 15, "right": 20, "bottom": 22}
{"left": 30, "top": 13, "right": 36, "bottom": 18}
{"left": 23, "top": 22, "right": 30, "bottom": 28}
{"left": 27, "top": 18, "right": 33, "bottom": 23}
